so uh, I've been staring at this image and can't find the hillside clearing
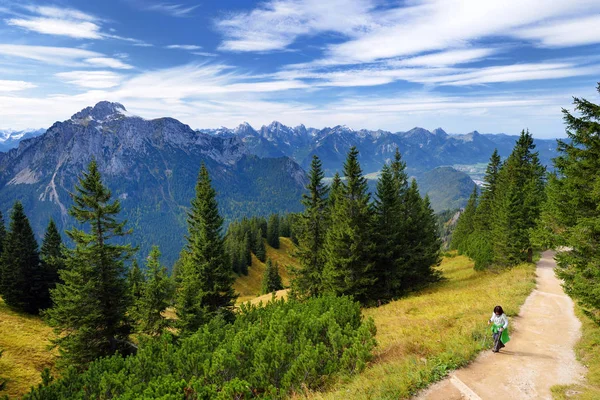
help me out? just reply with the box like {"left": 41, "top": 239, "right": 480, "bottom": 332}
{"left": 303, "top": 253, "right": 536, "bottom": 399}
{"left": 0, "top": 298, "right": 55, "bottom": 399}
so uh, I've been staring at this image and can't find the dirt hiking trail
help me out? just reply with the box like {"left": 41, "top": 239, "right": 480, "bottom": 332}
{"left": 415, "top": 250, "right": 586, "bottom": 400}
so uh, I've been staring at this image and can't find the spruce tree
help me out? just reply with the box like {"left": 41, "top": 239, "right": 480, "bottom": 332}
{"left": 291, "top": 155, "right": 329, "bottom": 298}
{"left": 450, "top": 185, "right": 478, "bottom": 254}
{"left": 540, "top": 84, "right": 600, "bottom": 313}
{"left": 39, "top": 219, "right": 65, "bottom": 310}
{"left": 254, "top": 228, "right": 267, "bottom": 262}
{"left": 128, "top": 259, "right": 145, "bottom": 302}
{"left": 175, "top": 164, "right": 237, "bottom": 337}
{"left": 492, "top": 130, "right": 545, "bottom": 266}
{"left": 329, "top": 172, "right": 342, "bottom": 209}
{"left": 267, "top": 214, "right": 280, "bottom": 249}
{"left": 322, "top": 147, "right": 375, "bottom": 303}
{"left": 134, "top": 246, "right": 171, "bottom": 336}
{"left": 0, "top": 210, "right": 5, "bottom": 261}
{"left": 470, "top": 150, "right": 501, "bottom": 269}
{"left": 372, "top": 163, "right": 402, "bottom": 300}
{"left": 45, "top": 160, "right": 135, "bottom": 369}
{"left": 261, "top": 258, "right": 283, "bottom": 294}
{"left": 0, "top": 201, "right": 42, "bottom": 314}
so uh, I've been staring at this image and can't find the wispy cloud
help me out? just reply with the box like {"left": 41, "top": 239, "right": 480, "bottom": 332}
{"left": 216, "top": 0, "right": 376, "bottom": 52}
{"left": 0, "top": 80, "right": 36, "bottom": 92}
{"left": 0, "top": 44, "right": 134, "bottom": 69}
{"left": 165, "top": 44, "right": 202, "bottom": 50}
{"left": 3, "top": 5, "right": 149, "bottom": 44}
{"left": 145, "top": 3, "right": 199, "bottom": 17}
{"left": 56, "top": 71, "right": 123, "bottom": 89}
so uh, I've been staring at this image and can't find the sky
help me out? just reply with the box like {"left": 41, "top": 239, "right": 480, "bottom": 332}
{"left": 0, "top": 0, "right": 599, "bottom": 137}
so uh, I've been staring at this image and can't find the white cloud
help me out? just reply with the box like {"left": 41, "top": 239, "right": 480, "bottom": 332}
{"left": 0, "top": 44, "right": 134, "bottom": 69}
{"left": 6, "top": 17, "right": 102, "bottom": 39}
{"left": 216, "top": 0, "right": 376, "bottom": 52}
{"left": 515, "top": 15, "right": 600, "bottom": 47}
{"left": 0, "top": 80, "right": 36, "bottom": 92}
{"left": 166, "top": 44, "right": 202, "bottom": 50}
{"left": 192, "top": 51, "right": 218, "bottom": 57}
{"left": 84, "top": 57, "right": 134, "bottom": 70}
{"left": 24, "top": 6, "right": 98, "bottom": 22}
{"left": 56, "top": 71, "right": 123, "bottom": 89}
{"left": 392, "top": 48, "right": 499, "bottom": 67}
{"left": 146, "top": 3, "right": 199, "bottom": 17}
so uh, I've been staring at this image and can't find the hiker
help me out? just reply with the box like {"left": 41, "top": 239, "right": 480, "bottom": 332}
{"left": 488, "top": 305, "right": 510, "bottom": 352}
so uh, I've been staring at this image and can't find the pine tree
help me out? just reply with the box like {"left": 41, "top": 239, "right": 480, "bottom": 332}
{"left": 470, "top": 150, "right": 501, "bottom": 269}
{"left": 267, "top": 214, "right": 280, "bottom": 249}
{"left": 395, "top": 180, "right": 442, "bottom": 292}
{"left": 328, "top": 172, "right": 342, "bottom": 209}
{"left": 128, "top": 259, "right": 145, "bottom": 302}
{"left": 45, "top": 159, "right": 135, "bottom": 369}
{"left": 175, "top": 164, "right": 237, "bottom": 337}
{"left": 134, "top": 246, "right": 171, "bottom": 336}
{"left": 0, "top": 202, "right": 42, "bottom": 314}
{"left": 541, "top": 84, "right": 600, "bottom": 313}
{"left": 492, "top": 130, "right": 545, "bottom": 266}
{"left": 254, "top": 228, "right": 267, "bottom": 262}
{"left": 39, "top": 219, "right": 65, "bottom": 310}
{"left": 261, "top": 258, "right": 283, "bottom": 294}
{"left": 291, "top": 155, "right": 329, "bottom": 298}
{"left": 0, "top": 211, "right": 5, "bottom": 260}
{"left": 322, "top": 147, "right": 375, "bottom": 303}
{"left": 372, "top": 163, "right": 402, "bottom": 300}
{"left": 450, "top": 185, "right": 478, "bottom": 254}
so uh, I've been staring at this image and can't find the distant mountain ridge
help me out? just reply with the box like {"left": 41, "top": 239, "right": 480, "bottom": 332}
{"left": 0, "top": 128, "right": 46, "bottom": 152}
{"left": 201, "top": 123, "right": 559, "bottom": 175}
{"left": 0, "top": 102, "right": 307, "bottom": 266}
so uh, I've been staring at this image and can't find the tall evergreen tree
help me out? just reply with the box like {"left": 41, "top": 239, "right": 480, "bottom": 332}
{"left": 0, "top": 202, "right": 42, "bottom": 314}
{"left": 39, "top": 219, "right": 65, "bottom": 310}
{"left": 267, "top": 214, "right": 280, "bottom": 249}
{"left": 45, "top": 160, "right": 135, "bottom": 369}
{"left": 291, "top": 155, "right": 329, "bottom": 298}
{"left": 450, "top": 185, "right": 478, "bottom": 254}
{"left": 134, "top": 246, "right": 171, "bottom": 336}
{"left": 492, "top": 130, "right": 545, "bottom": 266}
{"left": 261, "top": 258, "right": 283, "bottom": 294}
{"left": 400, "top": 180, "right": 441, "bottom": 290}
{"left": 329, "top": 172, "right": 342, "bottom": 209}
{"left": 0, "top": 211, "right": 5, "bottom": 261}
{"left": 372, "top": 163, "right": 403, "bottom": 300}
{"left": 539, "top": 84, "right": 600, "bottom": 314}
{"left": 175, "top": 164, "right": 237, "bottom": 337}
{"left": 470, "top": 150, "right": 501, "bottom": 269}
{"left": 254, "top": 228, "right": 267, "bottom": 262}
{"left": 322, "top": 147, "right": 375, "bottom": 303}
{"left": 128, "top": 259, "right": 145, "bottom": 302}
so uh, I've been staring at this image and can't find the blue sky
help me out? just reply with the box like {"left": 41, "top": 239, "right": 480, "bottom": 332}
{"left": 0, "top": 0, "right": 599, "bottom": 137}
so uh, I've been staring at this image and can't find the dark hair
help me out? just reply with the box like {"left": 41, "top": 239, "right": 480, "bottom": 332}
{"left": 494, "top": 305, "right": 504, "bottom": 315}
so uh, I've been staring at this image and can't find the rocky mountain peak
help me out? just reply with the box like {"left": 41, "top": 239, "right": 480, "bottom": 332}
{"left": 71, "top": 101, "right": 128, "bottom": 122}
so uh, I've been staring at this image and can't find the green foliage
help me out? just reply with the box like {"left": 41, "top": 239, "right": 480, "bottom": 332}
{"left": 450, "top": 186, "right": 477, "bottom": 254}
{"left": 0, "top": 211, "right": 5, "bottom": 266}
{"left": 26, "top": 296, "right": 377, "bottom": 399}
{"left": 267, "top": 214, "right": 280, "bottom": 249}
{"left": 261, "top": 258, "right": 283, "bottom": 294}
{"left": 539, "top": 83, "right": 600, "bottom": 315}
{"left": 291, "top": 155, "right": 329, "bottom": 298}
{"left": 0, "top": 201, "right": 43, "bottom": 314}
{"left": 176, "top": 164, "right": 237, "bottom": 337}
{"left": 39, "top": 219, "right": 64, "bottom": 309}
{"left": 44, "top": 159, "right": 135, "bottom": 369}
{"left": 492, "top": 130, "right": 546, "bottom": 266}
{"left": 127, "top": 260, "right": 145, "bottom": 304}
{"left": 0, "top": 349, "right": 5, "bottom": 392}
{"left": 323, "top": 147, "right": 376, "bottom": 303}
{"left": 254, "top": 228, "right": 267, "bottom": 262}
{"left": 133, "top": 246, "right": 172, "bottom": 336}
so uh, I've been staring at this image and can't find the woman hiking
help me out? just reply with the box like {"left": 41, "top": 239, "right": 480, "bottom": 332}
{"left": 488, "top": 305, "right": 510, "bottom": 352}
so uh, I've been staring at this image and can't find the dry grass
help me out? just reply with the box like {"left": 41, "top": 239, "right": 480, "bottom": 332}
{"left": 0, "top": 298, "right": 56, "bottom": 399}
{"left": 234, "top": 237, "right": 299, "bottom": 303}
{"left": 302, "top": 254, "right": 536, "bottom": 399}
{"left": 551, "top": 307, "right": 600, "bottom": 400}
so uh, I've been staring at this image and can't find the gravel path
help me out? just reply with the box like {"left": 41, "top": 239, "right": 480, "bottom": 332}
{"left": 414, "top": 250, "right": 586, "bottom": 400}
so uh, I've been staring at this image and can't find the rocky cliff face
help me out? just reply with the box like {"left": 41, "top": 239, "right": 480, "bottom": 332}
{"left": 0, "top": 102, "right": 307, "bottom": 266}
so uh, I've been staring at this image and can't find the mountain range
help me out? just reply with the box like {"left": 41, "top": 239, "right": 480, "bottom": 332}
{"left": 0, "top": 101, "right": 559, "bottom": 265}
{"left": 0, "top": 102, "right": 307, "bottom": 266}
{"left": 0, "top": 128, "right": 46, "bottom": 152}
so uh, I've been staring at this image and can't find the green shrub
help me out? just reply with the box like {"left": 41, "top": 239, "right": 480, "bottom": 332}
{"left": 26, "top": 296, "right": 376, "bottom": 399}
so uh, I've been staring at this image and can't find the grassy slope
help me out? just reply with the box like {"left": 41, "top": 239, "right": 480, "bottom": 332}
{"left": 234, "top": 237, "right": 299, "bottom": 303}
{"left": 0, "top": 298, "right": 55, "bottom": 399}
{"left": 551, "top": 307, "right": 600, "bottom": 399}
{"left": 304, "top": 254, "right": 536, "bottom": 399}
